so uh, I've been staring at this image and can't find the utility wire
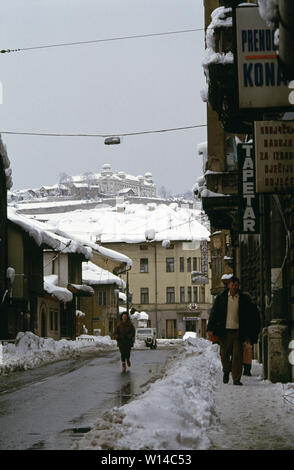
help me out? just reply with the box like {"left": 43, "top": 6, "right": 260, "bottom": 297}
{"left": 0, "top": 27, "right": 204, "bottom": 54}
{"left": 0, "top": 124, "right": 207, "bottom": 138}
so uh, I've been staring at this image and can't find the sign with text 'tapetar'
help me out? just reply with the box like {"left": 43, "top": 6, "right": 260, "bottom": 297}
{"left": 235, "top": 5, "right": 290, "bottom": 110}
{"left": 238, "top": 143, "right": 260, "bottom": 234}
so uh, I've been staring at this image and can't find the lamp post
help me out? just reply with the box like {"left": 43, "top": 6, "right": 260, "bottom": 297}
{"left": 114, "top": 288, "right": 120, "bottom": 322}
{"left": 126, "top": 270, "right": 129, "bottom": 315}
{"left": 145, "top": 230, "right": 158, "bottom": 332}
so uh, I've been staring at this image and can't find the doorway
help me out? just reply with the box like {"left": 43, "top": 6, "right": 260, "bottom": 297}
{"left": 166, "top": 319, "right": 177, "bottom": 339}
{"left": 40, "top": 305, "right": 47, "bottom": 338}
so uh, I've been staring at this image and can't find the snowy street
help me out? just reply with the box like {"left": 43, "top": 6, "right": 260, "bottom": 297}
{"left": 0, "top": 333, "right": 294, "bottom": 451}
{"left": 0, "top": 344, "right": 177, "bottom": 450}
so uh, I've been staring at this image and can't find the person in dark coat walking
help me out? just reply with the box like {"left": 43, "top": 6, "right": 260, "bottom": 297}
{"left": 206, "top": 276, "right": 260, "bottom": 386}
{"left": 114, "top": 312, "right": 135, "bottom": 372}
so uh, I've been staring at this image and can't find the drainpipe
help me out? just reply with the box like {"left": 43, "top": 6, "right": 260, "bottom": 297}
{"left": 278, "top": 0, "right": 294, "bottom": 79}
{"left": 154, "top": 243, "right": 158, "bottom": 333}
{"left": 126, "top": 270, "right": 129, "bottom": 315}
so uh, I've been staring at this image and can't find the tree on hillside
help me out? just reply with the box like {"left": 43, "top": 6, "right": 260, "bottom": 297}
{"left": 58, "top": 172, "right": 74, "bottom": 196}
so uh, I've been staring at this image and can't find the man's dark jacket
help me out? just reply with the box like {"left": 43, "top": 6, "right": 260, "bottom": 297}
{"left": 206, "top": 289, "right": 260, "bottom": 344}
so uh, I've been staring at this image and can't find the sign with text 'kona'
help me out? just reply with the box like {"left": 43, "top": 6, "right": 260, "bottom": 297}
{"left": 254, "top": 121, "right": 294, "bottom": 193}
{"left": 238, "top": 143, "right": 259, "bottom": 234}
{"left": 235, "top": 5, "right": 290, "bottom": 109}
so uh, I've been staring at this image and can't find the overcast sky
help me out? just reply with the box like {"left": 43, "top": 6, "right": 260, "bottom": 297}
{"left": 0, "top": 0, "right": 207, "bottom": 195}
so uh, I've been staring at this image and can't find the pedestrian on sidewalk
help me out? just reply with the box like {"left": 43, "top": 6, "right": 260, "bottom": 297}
{"left": 206, "top": 276, "right": 260, "bottom": 386}
{"left": 114, "top": 312, "right": 135, "bottom": 372}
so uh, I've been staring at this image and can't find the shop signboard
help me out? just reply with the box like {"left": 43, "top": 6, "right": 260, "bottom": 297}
{"left": 254, "top": 121, "right": 294, "bottom": 193}
{"left": 235, "top": 4, "right": 291, "bottom": 110}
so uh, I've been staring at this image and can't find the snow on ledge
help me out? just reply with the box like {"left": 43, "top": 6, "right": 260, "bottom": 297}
{"left": 44, "top": 275, "right": 73, "bottom": 303}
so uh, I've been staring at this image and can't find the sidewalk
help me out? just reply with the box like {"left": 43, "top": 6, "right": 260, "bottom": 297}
{"left": 207, "top": 361, "right": 294, "bottom": 450}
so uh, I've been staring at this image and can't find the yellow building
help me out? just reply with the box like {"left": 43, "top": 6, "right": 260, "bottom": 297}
{"left": 105, "top": 239, "right": 212, "bottom": 339}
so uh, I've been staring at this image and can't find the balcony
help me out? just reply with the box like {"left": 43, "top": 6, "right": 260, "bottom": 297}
{"left": 208, "top": 62, "right": 263, "bottom": 133}
{"left": 201, "top": 193, "right": 238, "bottom": 230}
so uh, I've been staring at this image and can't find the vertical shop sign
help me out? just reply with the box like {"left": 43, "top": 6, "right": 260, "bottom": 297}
{"left": 238, "top": 143, "right": 260, "bottom": 234}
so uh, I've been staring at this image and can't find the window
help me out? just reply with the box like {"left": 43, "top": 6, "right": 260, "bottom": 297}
{"left": 166, "top": 257, "right": 175, "bottom": 272}
{"left": 187, "top": 257, "right": 191, "bottom": 272}
{"left": 50, "top": 310, "right": 54, "bottom": 331}
{"left": 140, "top": 244, "right": 148, "bottom": 251}
{"left": 193, "top": 286, "right": 198, "bottom": 303}
{"left": 54, "top": 311, "right": 58, "bottom": 331}
{"left": 166, "top": 287, "right": 175, "bottom": 303}
{"left": 166, "top": 243, "right": 174, "bottom": 249}
{"left": 98, "top": 290, "right": 107, "bottom": 306}
{"left": 140, "top": 287, "right": 149, "bottom": 304}
{"left": 180, "top": 287, "right": 185, "bottom": 303}
{"left": 213, "top": 249, "right": 222, "bottom": 275}
{"left": 180, "top": 257, "right": 184, "bottom": 272}
{"left": 200, "top": 286, "right": 205, "bottom": 303}
{"left": 193, "top": 257, "right": 197, "bottom": 271}
{"left": 140, "top": 258, "right": 149, "bottom": 273}
{"left": 187, "top": 286, "right": 192, "bottom": 303}
{"left": 50, "top": 309, "right": 58, "bottom": 331}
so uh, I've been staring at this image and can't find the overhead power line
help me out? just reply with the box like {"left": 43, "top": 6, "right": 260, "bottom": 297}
{"left": 0, "top": 27, "right": 204, "bottom": 54}
{"left": 0, "top": 124, "right": 207, "bottom": 139}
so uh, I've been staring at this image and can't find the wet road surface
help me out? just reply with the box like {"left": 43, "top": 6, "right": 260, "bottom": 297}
{"left": 0, "top": 346, "right": 178, "bottom": 450}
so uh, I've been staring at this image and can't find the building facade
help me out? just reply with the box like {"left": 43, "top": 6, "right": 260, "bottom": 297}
{"left": 105, "top": 240, "right": 213, "bottom": 339}
{"left": 198, "top": 0, "right": 294, "bottom": 382}
{"left": 71, "top": 164, "right": 157, "bottom": 198}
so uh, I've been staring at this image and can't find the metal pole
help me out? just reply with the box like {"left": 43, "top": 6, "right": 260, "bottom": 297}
{"left": 154, "top": 243, "right": 158, "bottom": 332}
{"left": 126, "top": 271, "right": 129, "bottom": 315}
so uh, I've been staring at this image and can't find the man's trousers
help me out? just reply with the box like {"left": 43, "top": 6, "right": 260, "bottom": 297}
{"left": 219, "top": 329, "right": 243, "bottom": 381}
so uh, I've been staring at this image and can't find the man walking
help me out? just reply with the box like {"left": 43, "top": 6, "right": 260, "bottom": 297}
{"left": 206, "top": 276, "right": 260, "bottom": 386}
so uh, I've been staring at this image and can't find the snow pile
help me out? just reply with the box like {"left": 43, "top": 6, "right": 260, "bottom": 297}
{"left": 0, "top": 331, "right": 117, "bottom": 375}
{"left": 183, "top": 331, "right": 197, "bottom": 341}
{"left": 74, "top": 337, "right": 221, "bottom": 450}
{"left": 202, "top": 6, "right": 233, "bottom": 76}
{"left": 258, "top": 0, "right": 279, "bottom": 25}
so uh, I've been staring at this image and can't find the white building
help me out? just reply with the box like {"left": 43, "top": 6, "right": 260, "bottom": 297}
{"left": 72, "top": 163, "right": 157, "bottom": 197}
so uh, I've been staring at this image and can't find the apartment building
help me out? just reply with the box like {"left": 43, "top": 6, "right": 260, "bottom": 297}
{"left": 105, "top": 239, "right": 212, "bottom": 339}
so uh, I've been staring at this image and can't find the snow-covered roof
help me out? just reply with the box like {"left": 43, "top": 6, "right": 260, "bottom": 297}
{"left": 0, "top": 134, "right": 13, "bottom": 190}
{"left": 8, "top": 207, "right": 92, "bottom": 259}
{"left": 40, "top": 202, "right": 210, "bottom": 243}
{"left": 82, "top": 261, "right": 126, "bottom": 288}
